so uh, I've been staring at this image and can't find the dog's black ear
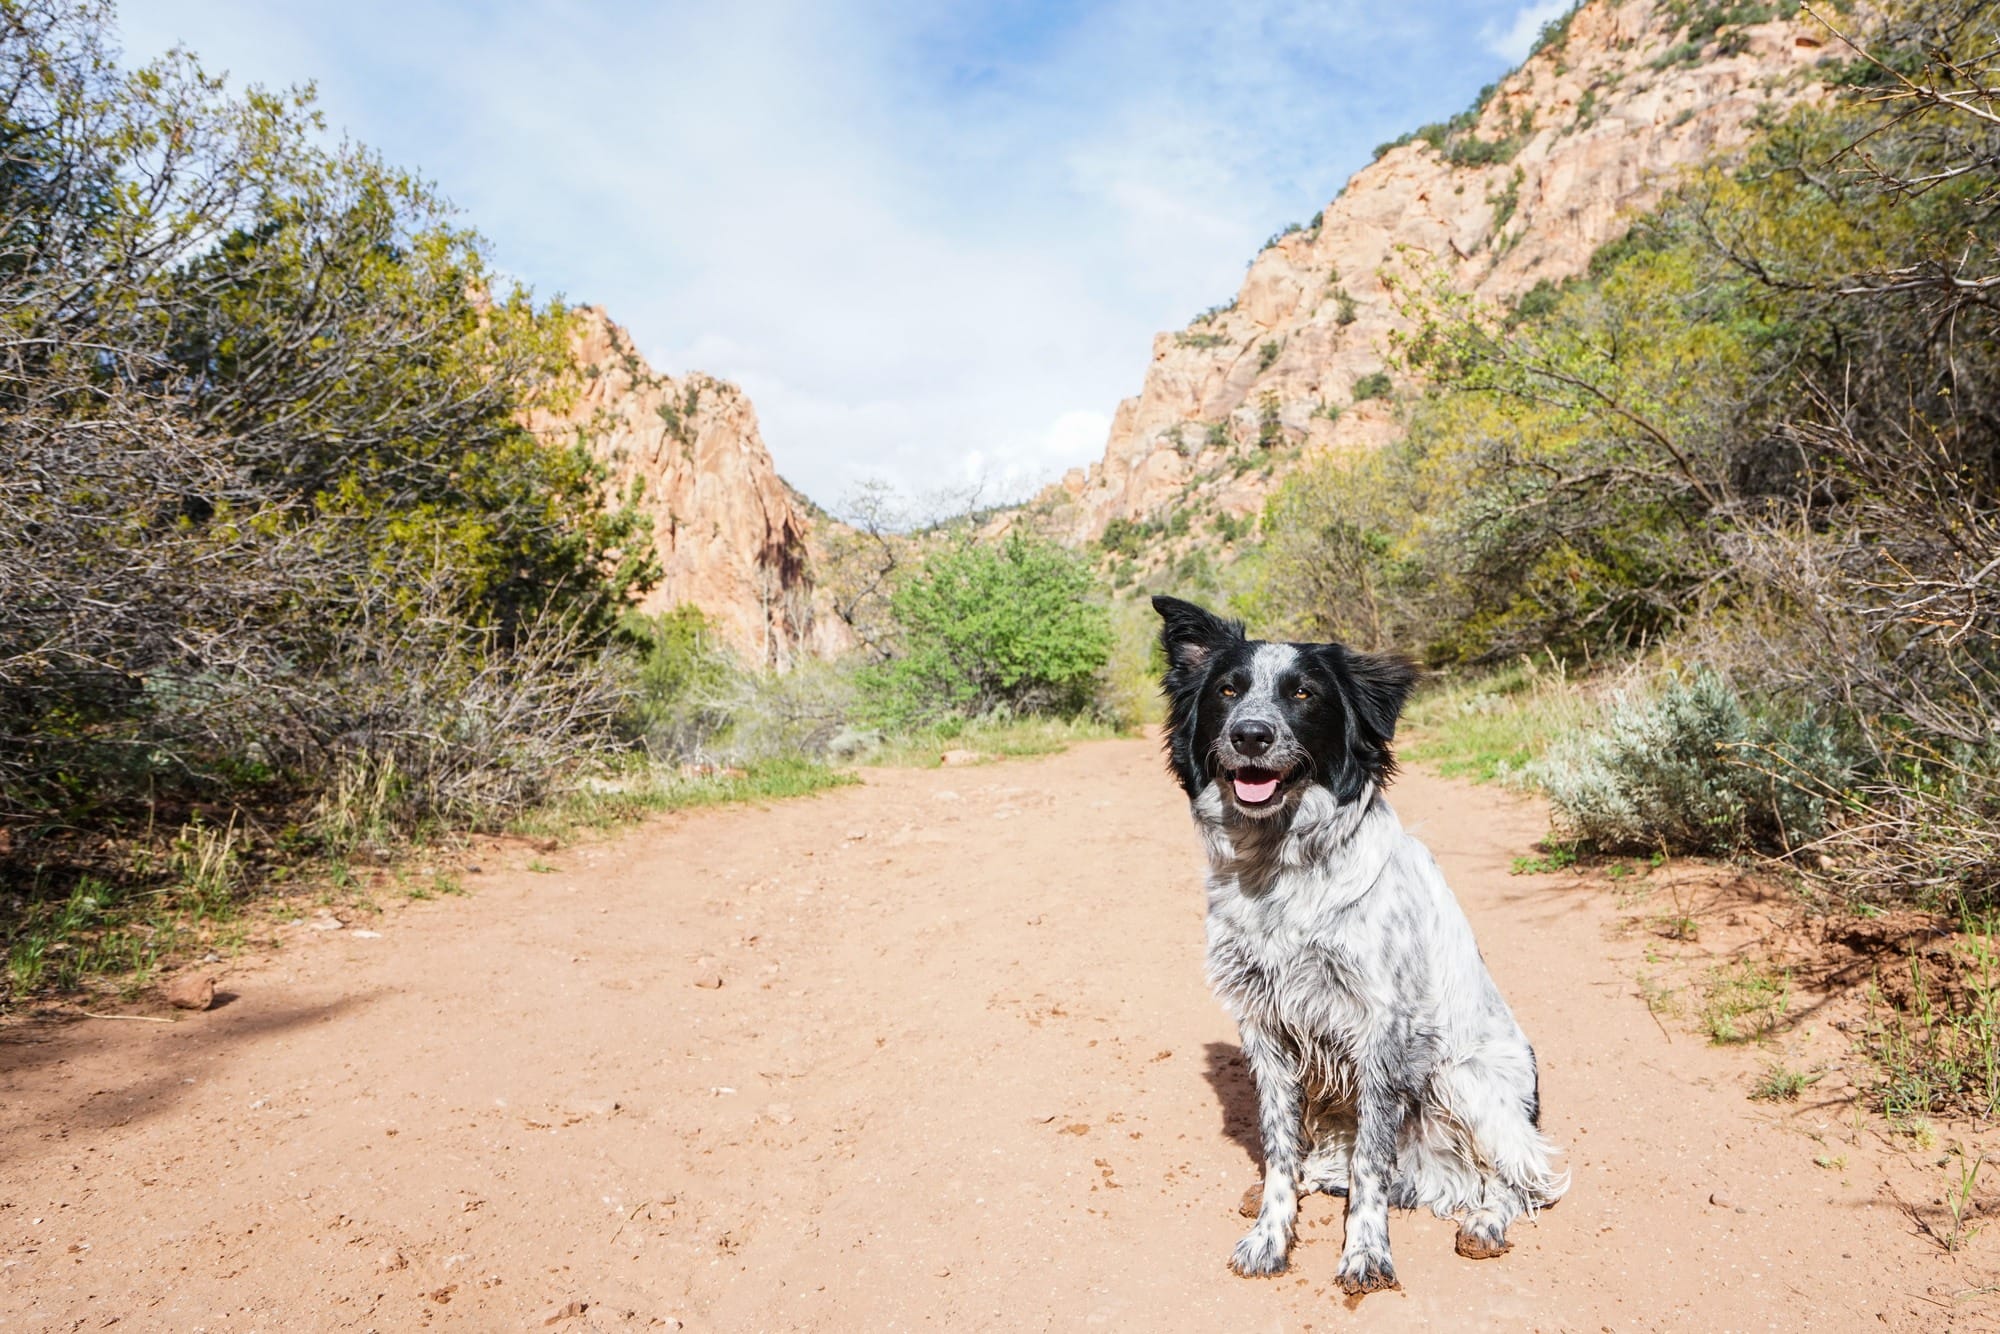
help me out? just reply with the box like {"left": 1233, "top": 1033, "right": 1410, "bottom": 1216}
{"left": 1152, "top": 596, "right": 1243, "bottom": 798}
{"left": 1152, "top": 595, "right": 1243, "bottom": 680}
{"left": 1343, "top": 649, "right": 1421, "bottom": 744}
{"left": 1314, "top": 644, "right": 1420, "bottom": 800}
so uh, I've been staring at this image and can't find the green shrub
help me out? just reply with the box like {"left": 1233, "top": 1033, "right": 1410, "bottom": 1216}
{"left": 1489, "top": 167, "right": 1525, "bottom": 230}
{"left": 1099, "top": 516, "right": 1144, "bottom": 558}
{"left": 0, "top": 1, "right": 651, "bottom": 856}
{"left": 1536, "top": 669, "right": 1849, "bottom": 855}
{"left": 859, "top": 535, "right": 1113, "bottom": 728}
{"left": 1352, "top": 371, "right": 1394, "bottom": 402}
{"left": 1257, "top": 391, "right": 1284, "bottom": 447}
{"left": 620, "top": 606, "right": 739, "bottom": 761}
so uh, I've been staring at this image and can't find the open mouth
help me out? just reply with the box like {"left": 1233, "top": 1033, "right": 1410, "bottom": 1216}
{"left": 1227, "top": 766, "right": 1290, "bottom": 806}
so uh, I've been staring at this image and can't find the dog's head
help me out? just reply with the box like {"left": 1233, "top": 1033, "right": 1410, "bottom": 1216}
{"left": 1152, "top": 595, "right": 1419, "bottom": 819}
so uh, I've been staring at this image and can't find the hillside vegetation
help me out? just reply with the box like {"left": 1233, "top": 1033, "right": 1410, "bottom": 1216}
{"left": 10, "top": 0, "right": 1999, "bottom": 1117}
{"left": 0, "top": 1, "right": 1119, "bottom": 1000}
{"left": 1247, "top": 0, "right": 1999, "bottom": 914}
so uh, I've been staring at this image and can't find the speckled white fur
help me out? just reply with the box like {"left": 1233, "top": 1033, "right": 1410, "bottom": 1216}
{"left": 1188, "top": 651, "right": 1567, "bottom": 1290}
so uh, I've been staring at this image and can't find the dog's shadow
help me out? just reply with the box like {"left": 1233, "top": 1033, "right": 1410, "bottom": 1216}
{"left": 1203, "top": 1041, "right": 1263, "bottom": 1166}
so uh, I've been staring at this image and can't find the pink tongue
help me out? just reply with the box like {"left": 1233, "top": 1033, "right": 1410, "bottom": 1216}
{"left": 1233, "top": 775, "right": 1280, "bottom": 803}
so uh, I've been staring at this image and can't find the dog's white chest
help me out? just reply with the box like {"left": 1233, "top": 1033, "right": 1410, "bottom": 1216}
{"left": 1207, "top": 879, "right": 1373, "bottom": 1032}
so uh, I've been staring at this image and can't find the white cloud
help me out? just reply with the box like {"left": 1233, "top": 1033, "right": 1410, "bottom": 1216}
{"left": 965, "top": 409, "right": 1114, "bottom": 501}
{"left": 1482, "top": 0, "right": 1575, "bottom": 64}
{"left": 116, "top": 1, "right": 1534, "bottom": 512}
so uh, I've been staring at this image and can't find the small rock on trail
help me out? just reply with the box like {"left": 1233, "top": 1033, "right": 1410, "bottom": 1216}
{"left": 540, "top": 1298, "right": 588, "bottom": 1325}
{"left": 163, "top": 972, "right": 216, "bottom": 1011}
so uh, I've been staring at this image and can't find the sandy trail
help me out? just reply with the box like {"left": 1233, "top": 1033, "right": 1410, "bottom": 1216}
{"left": 1, "top": 739, "right": 1989, "bottom": 1331}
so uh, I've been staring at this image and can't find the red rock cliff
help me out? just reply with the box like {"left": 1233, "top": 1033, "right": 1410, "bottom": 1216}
{"left": 1030, "top": 0, "right": 1833, "bottom": 545}
{"left": 531, "top": 308, "right": 845, "bottom": 666}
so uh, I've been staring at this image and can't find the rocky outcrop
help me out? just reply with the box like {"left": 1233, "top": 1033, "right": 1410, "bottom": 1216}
{"left": 1031, "top": 0, "right": 1834, "bottom": 545}
{"left": 531, "top": 308, "right": 845, "bottom": 666}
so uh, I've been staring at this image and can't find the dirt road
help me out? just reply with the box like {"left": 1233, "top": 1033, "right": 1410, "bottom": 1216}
{"left": 3, "top": 739, "right": 1993, "bottom": 1331}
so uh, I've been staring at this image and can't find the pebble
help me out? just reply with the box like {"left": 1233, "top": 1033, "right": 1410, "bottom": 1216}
{"left": 1708, "top": 1191, "right": 1733, "bottom": 1208}
{"left": 163, "top": 973, "right": 217, "bottom": 1011}
{"left": 540, "top": 1298, "right": 588, "bottom": 1325}
{"left": 694, "top": 975, "right": 723, "bottom": 990}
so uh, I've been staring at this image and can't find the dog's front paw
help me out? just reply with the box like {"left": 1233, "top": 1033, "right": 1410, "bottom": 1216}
{"left": 1335, "top": 1249, "right": 1399, "bottom": 1295}
{"left": 1229, "top": 1227, "right": 1290, "bottom": 1277}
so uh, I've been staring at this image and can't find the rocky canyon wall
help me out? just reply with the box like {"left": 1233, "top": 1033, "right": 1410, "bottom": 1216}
{"left": 1033, "top": 0, "right": 1834, "bottom": 545}
{"left": 530, "top": 308, "right": 846, "bottom": 667}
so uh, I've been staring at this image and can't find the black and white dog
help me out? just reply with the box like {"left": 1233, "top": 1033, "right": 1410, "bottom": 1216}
{"left": 1154, "top": 596, "right": 1565, "bottom": 1294}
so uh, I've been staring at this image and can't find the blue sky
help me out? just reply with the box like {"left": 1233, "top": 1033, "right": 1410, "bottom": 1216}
{"left": 117, "top": 0, "right": 1569, "bottom": 512}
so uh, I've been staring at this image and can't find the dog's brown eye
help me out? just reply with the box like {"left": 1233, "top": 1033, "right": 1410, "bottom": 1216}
{"left": 1219, "top": 684, "right": 1237, "bottom": 698}
{"left": 1293, "top": 687, "right": 1311, "bottom": 700}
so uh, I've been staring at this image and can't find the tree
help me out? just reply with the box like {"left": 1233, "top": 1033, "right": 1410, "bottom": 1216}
{"left": 0, "top": 0, "right": 651, "bottom": 848}
{"left": 862, "top": 533, "right": 1113, "bottom": 725}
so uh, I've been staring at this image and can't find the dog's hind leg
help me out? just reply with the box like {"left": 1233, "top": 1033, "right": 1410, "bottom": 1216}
{"left": 1454, "top": 1179, "right": 1522, "bottom": 1259}
{"left": 1229, "top": 1023, "right": 1303, "bottom": 1277}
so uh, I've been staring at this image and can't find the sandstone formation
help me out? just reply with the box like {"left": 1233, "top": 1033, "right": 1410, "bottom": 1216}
{"left": 1029, "top": 0, "right": 1834, "bottom": 547}
{"left": 530, "top": 308, "right": 845, "bottom": 666}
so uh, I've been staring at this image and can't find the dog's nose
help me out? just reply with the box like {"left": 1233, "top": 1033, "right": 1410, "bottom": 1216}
{"left": 1230, "top": 719, "right": 1275, "bottom": 758}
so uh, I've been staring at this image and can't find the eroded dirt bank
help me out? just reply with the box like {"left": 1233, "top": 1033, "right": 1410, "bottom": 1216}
{"left": 2, "top": 740, "right": 1993, "bottom": 1331}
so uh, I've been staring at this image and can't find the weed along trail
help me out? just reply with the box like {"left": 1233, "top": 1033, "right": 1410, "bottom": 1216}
{"left": 0, "top": 740, "right": 1988, "bottom": 1331}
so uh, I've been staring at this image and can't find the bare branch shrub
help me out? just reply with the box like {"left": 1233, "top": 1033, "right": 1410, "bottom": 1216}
{"left": 0, "top": 2, "right": 646, "bottom": 884}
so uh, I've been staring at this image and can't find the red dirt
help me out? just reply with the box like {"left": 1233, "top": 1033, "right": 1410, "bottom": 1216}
{"left": 4, "top": 739, "right": 1997, "bottom": 1330}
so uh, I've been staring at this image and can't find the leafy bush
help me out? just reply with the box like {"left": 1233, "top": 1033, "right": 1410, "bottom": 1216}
{"left": 1099, "top": 516, "right": 1143, "bottom": 558}
{"left": 0, "top": 2, "right": 649, "bottom": 868}
{"left": 859, "top": 535, "right": 1113, "bottom": 728}
{"left": 618, "top": 605, "right": 865, "bottom": 764}
{"left": 1352, "top": 372, "right": 1394, "bottom": 402}
{"left": 1257, "top": 392, "right": 1284, "bottom": 447}
{"left": 620, "top": 607, "right": 739, "bottom": 761}
{"left": 1536, "top": 670, "right": 1849, "bottom": 855}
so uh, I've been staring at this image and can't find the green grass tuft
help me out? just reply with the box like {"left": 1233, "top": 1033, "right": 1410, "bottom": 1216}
{"left": 1700, "top": 958, "right": 1790, "bottom": 1044}
{"left": 1510, "top": 844, "right": 1580, "bottom": 875}
{"left": 1402, "top": 661, "right": 1598, "bottom": 785}
{"left": 865, "top": 714, "right": 1126, "bottom": 769}
{"left": 1748, "top": 1062, "right": 1822, "bottom": 1102}
{"left": 505, "top": 756, "right": 858, "bottom": 843}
